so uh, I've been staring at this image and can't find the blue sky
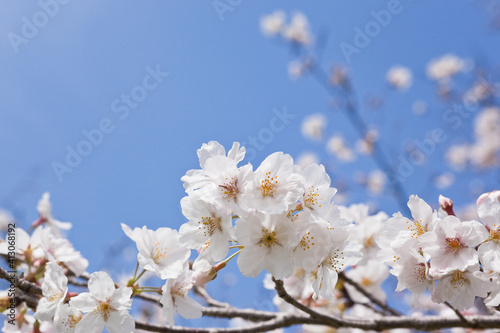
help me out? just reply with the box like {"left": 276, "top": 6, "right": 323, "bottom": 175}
{"left": 1, "top": 0, "right": 499, "bottom": 329}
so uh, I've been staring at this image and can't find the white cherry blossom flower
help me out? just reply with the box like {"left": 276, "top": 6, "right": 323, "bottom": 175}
{"left": 431, "top": 266, "right": 490, "bottom": 311}
{"left": 160, "top": 270, "right": 203, "bottom": 326}
{"left": 420, "top": 215, "right": 487, "bottom": 275}
{"left": 300, "top": 163, "right": 337, "bottom": 218}
{"left": 377, "top": 195, "right": 438, "bottom": 258}
{"left": 293, "top": 221, "right": 331, "bottom": 272}
{"left": 35, "top": 262, "right": 68, "bottom": 321}
{"left": 182, "top": 141, "right": 245, "bottom": 192}
{"left": 390, "top": 248, "right": 434, "bottom": 307}
{"left": 179, "top": 194, "right": 234, "bottom": 262}
{"left": 476, "top": 196, "right": 500, "bottom": 272}
{"left": 241, "top": 152, "right": 304, "bottom": 215}
{"left": 70, "top": 271, "right": 134, "bottom": 333}
{"left": 121, "top": 223, "right": 190, "bottom": 280}
{"left": 312, "top": 240, "right": 362, "bottom": 301}
{"left": 235, "top": 212, "right": 299, "bottom": 279}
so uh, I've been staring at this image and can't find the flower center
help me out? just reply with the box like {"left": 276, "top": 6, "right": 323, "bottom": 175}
{"left": 260, "top": 172, "right": 278, "bottom": 196}
{"left": 61, "top": 314, "right": 82, "bottom": 329}
{"left": 304, "top": 186, "right": 322, "bottom": 209}
{"left": 406, "top": 219, "right": 425, "bottom": 238}
{"left": 198, "top": 216, "right": 221, "bottom": 237}
{"left": 219, "top": 177, "right": 239, "bottom": 201}
{"left": 298, "top": 231, "right": 315, "bottom": 251}
{"left": 96, "top": 301, "right": 114, "bottom": 321}
{"left": 152, "top": 242, "right": 169, "bottom": 264}
{"left": 46, "top": 286, "right": 63, "bottom": 303}
{"left": 445, "top": 237, "right": 463, "bottom": 253}
{"left": 322, "top": 248, "right": 345, "bottom": 272}
{"left": 489, "top": 226, "right": 500, "bottom": 243}
{"left": 259, "top": 229, "right": 279, "bottom": 248}
{"left": 450, "top": 270, "right": 467, "bottom": 287}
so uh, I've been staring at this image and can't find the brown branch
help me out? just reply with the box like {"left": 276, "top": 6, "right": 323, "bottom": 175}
{"left": 338, "top": 271, "right": 402, "bottom": 316}
{"left": 0, "top": 266, "right": 42, "bottom": 296}
{"left": 135, "top": 314, "right": 320, "bottom": 333}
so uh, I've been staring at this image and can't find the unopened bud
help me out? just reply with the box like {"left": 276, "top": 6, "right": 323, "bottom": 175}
{"left": 439, "top": 195, "right": 455, "bottom": 216}
{"left": 192, "top": 267, "right": 217, "bottom": 286}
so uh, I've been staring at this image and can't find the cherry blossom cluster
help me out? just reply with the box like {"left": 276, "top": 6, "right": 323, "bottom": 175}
{"left": 1, "top": 141, "right": 500, "bottom": 332}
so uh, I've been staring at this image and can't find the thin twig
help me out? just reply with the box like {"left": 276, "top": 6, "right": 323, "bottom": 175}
{"left": 444, "top": 301, "right": 468, "bottom": 323}
{"left": 193, "top": 285, "right": 231, "bottom": 308}
{"left": 338, "top": 271, "right": 402, "bottom": 317}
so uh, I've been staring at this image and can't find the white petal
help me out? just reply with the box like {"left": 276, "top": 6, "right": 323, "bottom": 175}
{"left": 175, "top": 296, "right": 203, "bottom": 319}
{"left": 106, "top": 311, "right": 135, "bottom": 333}
{"left": 74, "top": 313, "right": 105, "bottom": 333}
{"left": 88, "top": 271, "right": 116, "bottom": 301}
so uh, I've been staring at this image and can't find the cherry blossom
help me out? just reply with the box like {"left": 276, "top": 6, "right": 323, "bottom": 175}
{"left": 121, "top": 223, "right": 190, "bottom": 279}
{"left": 235, "top": 212, "right": 299, "bottom": 279}
{"left": 35, "top": 262, "right": 68, "bottom": 321}
{"left": 476, "top": 196, "right": 500, "bottom": 272}
{"left": 241, "top": 152, "right": 304, "bottom": 215}
{"left": 70, "top": 271, "right": 134, "bottom": 333}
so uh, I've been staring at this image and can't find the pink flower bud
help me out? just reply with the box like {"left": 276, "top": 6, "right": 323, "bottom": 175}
{"left": 439, "top": 195, "right": 455, "bottom": 216}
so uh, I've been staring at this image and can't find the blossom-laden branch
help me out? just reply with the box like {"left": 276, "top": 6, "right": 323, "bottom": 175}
{"left": 3, "top": 265, "right": 500, "bottom": 332}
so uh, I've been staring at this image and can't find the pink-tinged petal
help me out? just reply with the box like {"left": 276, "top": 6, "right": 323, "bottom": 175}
{"left": 175, "top": 296, "right": 203, "bottom": 319}
{"left": 109, "top": 287, "right": 132, "bottom": 311}
{"left": 70, "top": 293, "right": 98, "bottom": 313}
{"left": 106, "top": 311, "right": 135, "bottom": 333}
{"left": 74, "top": 313, "right": 105, "bottom": 333}
{"left": 88, "top": 271, "right": 115, "bottom": 301}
